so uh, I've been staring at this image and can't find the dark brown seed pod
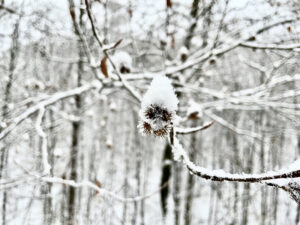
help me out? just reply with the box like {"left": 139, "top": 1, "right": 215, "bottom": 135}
{"left": 144, "top": 104, "right": 172, "bottom": 122}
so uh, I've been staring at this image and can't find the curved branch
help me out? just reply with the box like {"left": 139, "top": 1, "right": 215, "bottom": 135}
{"left": 170, "top": 130, "right": 300, "bottom": 183}
{"left": 176, "top": 121, "right": 214, "bottom": 135}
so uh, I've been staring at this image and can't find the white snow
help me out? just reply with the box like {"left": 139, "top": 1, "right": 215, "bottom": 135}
{"left": 186, "top": 100, "right": 203, "bottom": 118}
{"left": 141, "top": 75, "right": 178, "bottom": 113}
{"left": 105, "top": 136, "right": 113, "bottom": 148}
{"left": 288, "top": 158, "right": 300, "bottom": 171}
{"left": 178, "top": 46, "right": 188, "bottom": 56}
{"left": 109, "top": 101, "right": 117, "bottom": 111}
{"left": 111, "top": 51, "right": 132, "bottom": 71}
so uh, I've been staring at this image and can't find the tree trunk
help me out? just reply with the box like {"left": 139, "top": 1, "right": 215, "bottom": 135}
{"left": 173, "top": 160, "right": 182, "bottom": 225}
{"left": 0, "top": 17, "right": 20, "bottom": 225}
{"left": 160, "top": 143, "right": 172, "bottom": 217}
{"left": 184, "top": 120, "right": 198, "bottom": 225}
{"left": 67, "top": 1, "right": 84, "bottom": 224}
{"left": 241, "top": 126, "right": 255, "bottom": 225}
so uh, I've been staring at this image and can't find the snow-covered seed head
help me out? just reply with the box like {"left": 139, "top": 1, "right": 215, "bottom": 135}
{"left": 138, "top": 76, "right": 178, "bottom": 137}
{"left": 144, "top": 104, "right": 172, "bottom": 123}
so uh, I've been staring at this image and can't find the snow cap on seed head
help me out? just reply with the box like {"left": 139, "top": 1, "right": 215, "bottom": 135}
{"left": 141, "top": 75, "right": 178, "bottom": 113}
{"left": 139, "top": 75, "right": 178, "bottom": 137}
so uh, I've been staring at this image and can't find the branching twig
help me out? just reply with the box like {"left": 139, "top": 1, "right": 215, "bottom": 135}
{"left": 165, "top": 17, "right": 300, "bottom": 75}
{"left": 84, "top": 0, "right": 141, "bottom": 102}
{"left": 0, "top": 80, "right": 102, "bottom": 141}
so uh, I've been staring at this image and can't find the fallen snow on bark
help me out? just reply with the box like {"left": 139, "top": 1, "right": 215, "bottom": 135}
{"left": 265, "top": 159, "right": 300, "bottom": 186}
{"left": 172, "top": 135, "right": 300, "bottom": 182}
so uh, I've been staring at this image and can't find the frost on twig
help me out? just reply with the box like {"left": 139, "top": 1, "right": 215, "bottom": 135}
{"left": 138, "top": 76, "right": 178, "bottom": 137}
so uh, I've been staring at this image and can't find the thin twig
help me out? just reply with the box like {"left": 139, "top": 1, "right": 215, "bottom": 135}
{"left": 176, "top": 121, "right": 214, "bottom": 135}
{"left": 84, "top": 0, "right": 141, "bottom": 102}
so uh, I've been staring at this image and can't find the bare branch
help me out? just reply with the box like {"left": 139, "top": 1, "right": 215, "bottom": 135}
{"left": 176, "top": 121, "right": 214, "bottom": 135}
{"left": 0, "top": 81, "right": 102, "bottom": 141}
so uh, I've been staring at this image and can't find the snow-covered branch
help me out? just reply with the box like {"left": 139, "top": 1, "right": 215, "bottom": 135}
{"left": 176, "top": 121, "right": 214, "bottom": 135}
{"left": 169, "top": 130, "right": 300, "bottom": 183}
{"left": 0, "top": 80, "right": 102, "bottom": 141}
{"left": 240, "top": 42, "right": 300, "bottom": 51}
{"left": 165, "top": 17, "right": 299, "bottom": 75}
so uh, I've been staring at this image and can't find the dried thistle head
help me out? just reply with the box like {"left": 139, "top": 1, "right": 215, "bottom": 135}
{"left": 144, "top": 104, "right": 172, "bottom": 122}
{"left": 138, "top": 121, "right": 171, "bottom": 138}
{"left": 139, "top": 105, "right": 173, "bottom": 138}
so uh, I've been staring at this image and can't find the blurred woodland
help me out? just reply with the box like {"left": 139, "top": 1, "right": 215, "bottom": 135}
{"left": 0, "top": 0, "right": 300, "bottom": 225}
